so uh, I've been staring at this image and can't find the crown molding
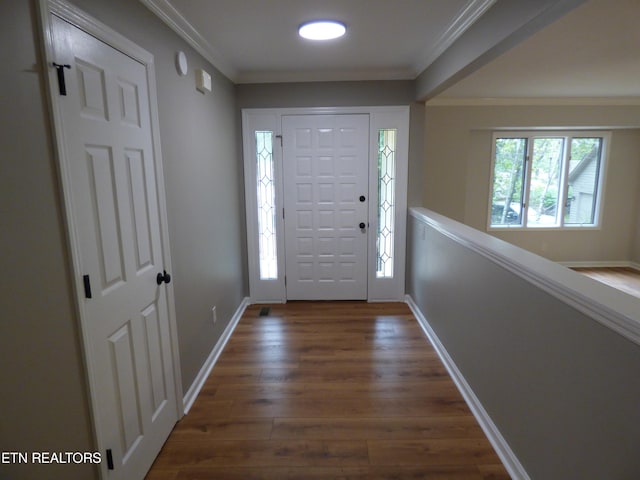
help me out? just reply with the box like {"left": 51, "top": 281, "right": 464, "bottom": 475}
{"left": 425, "top": 96, "right": 640, "bottom": 106}
{"left": 414, "top": 0, "right": 497, "bottom": 75}
{"left": 141, "top": 0, "right": 496, "bottom": 85}
{"left": 140, "top": 0, "right": 238, "bottom": 81}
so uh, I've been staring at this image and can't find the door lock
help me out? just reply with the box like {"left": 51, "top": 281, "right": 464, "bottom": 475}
{"left": 359, "top": 222, "right": 366, "bottom": 229}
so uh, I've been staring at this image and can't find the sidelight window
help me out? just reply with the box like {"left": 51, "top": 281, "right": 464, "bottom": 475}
{"left": 377, "top": 129, "right": 397, "bottom": 278}
{"left": 255, "top": 131, "right": 277, "bottom": 279}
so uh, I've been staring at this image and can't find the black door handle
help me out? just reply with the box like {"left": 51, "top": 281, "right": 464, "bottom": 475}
{"left": 359, "top": 195, "right": 366, "bottom": 202}
{"left": 359, "top": 222, "right": 366, "bottom": 229}
{"left": 156, "top": 270, "right": 171, "bottom": 285}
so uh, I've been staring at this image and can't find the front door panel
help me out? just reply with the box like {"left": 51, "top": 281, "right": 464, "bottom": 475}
{"left": 282, "top": 115, "right": 369, "bottom": 300}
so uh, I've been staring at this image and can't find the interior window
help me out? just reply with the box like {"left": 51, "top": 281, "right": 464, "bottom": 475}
{"left": 489, "top": 132, "right": 607, "bottom": 229}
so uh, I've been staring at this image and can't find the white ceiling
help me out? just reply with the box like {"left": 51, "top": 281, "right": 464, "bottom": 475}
{"left": 438, "top": 0, "right": 640, "bottom": 100}
{"left": 144, "top": 0, "right": 495, "bottom": 83}
{"left": 143, "top": 0, "right": 640, "bottom": 99}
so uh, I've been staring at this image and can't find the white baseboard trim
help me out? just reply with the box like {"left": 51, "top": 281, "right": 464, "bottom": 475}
{"left": 182, "top": 296, "right": 250, "bottom": 414}
{"left": 405, "top": 295, "right": 530, "bottom": 480}
{"left": 560, "top": 260, "right": 634, "bottom": 269}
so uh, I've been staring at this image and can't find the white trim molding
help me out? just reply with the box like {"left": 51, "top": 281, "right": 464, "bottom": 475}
{"left": 415, "top": 0, "right": 496, "bottom": 74}
{"left": 183, "top": 297, "right": 250, "bottom": 413}
{"left": 139, "top": 0, "right": 237, "bottom": 81}
{"left": 405, "top": 295, "right": 530, "bottom": 480}
{"left": 410, "top": 208, "right": 640, "bottom": 347}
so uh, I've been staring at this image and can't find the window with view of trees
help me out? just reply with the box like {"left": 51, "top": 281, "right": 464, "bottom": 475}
{"left": 489, "top": 132, "right": 607, "bottom": 229}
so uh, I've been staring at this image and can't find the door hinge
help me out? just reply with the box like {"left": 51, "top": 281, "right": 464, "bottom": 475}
{"left": 52, "top": 62, "right": 71, "bottom": 96}
{"left": 83, "top": 274, "right": 92, "bottom": 299}
{"left": 282, "top": 208, "right": 285, "bottom": 219}
{"left": 275, "top": 134, "right": 283, "bottom": 147}
{"left": 106, "top": 449, "right": 114, "bottom": 470}
{"left": 284, "top": 275, "right": 287, "bottom": 287}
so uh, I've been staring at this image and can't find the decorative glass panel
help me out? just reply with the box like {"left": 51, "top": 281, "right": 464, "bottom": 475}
{"left": 565, "top": 138, "right": 602, "bottom": 225}
{"left": 255, "top": 131, "right": 277, "bottom": 280}
{"left": 377, "top": 129, "right": 396, "bottom": 278}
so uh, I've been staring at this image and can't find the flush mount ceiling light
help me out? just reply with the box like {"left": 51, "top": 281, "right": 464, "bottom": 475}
{"left": 298, "top": 20, "right": 346, "bottom": 40}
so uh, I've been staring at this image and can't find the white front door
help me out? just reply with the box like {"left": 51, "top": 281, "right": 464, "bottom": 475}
{"left": 282, "top": 114, "right": 370, "bottom": 300}
{"left": 51, "top": 15, "right": 177, "bottom": 479}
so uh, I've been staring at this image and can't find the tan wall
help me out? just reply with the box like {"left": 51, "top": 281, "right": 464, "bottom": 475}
{"left": 424, "top": 104, "right": 640, "bottom": 262}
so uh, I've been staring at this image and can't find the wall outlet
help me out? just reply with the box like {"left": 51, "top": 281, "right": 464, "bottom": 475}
{"left": 211, "top": 306, "right": 217, "bottom": 324}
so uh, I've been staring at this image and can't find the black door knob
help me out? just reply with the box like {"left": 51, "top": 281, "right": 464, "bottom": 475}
{"left": 359, "top": 195, "right": 366, "bottom": 202}
{"left": 359, "top": 222, "right": 366, "bottom": 229}
{"left": 156, "top": 270, "right": 171, "bottom": 285}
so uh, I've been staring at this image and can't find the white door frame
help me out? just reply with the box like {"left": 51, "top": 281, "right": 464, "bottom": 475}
{"left": 242, "top": 106, "right": 409, "bottom": 303}
{"left": 37, "top": 0, "right": 183, "bottom": 472}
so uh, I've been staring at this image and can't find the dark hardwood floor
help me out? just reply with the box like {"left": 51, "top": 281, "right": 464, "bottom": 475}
{"left": 145, "top": 302, "right": 511, "bottom": 479}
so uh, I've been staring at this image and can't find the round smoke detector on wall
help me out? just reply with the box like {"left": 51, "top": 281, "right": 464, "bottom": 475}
{"left": 175, "top": 51, "right": 188, "bottom": 76}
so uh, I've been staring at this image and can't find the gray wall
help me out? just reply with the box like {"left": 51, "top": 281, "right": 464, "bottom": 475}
{"left": 0, "top": 1, "right": 246, "bottom": 478}
{"left": 0, "top": 2, "right": 96, "bottom": 479}
{"left": 236, "top": 80, "right": 415, "bottom": 108}
{"left": 423, "top": 104, "right": 640, "bottom": 262}
{"left": 236, "top": 81, "right": 425, "bottom": 207}
{"left": 407, "top": 212, "right": 640, "bottom": 478}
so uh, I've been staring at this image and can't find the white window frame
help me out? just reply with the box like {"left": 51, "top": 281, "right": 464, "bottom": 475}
{"left": 242, "top": 106, "right": 409, "bottom": 303}
{"left": 368, "top": 109, "right": 409, "bottom": 301}
{"left": 487, "top": 130, "right": 610, "bottom": 231}
{"left": 242, "top": 112, "right": 286, "bottom": 302}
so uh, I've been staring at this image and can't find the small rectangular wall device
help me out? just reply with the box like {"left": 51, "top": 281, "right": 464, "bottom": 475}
{"left": 196, "top": 69, "right": 211, "bottom": 93}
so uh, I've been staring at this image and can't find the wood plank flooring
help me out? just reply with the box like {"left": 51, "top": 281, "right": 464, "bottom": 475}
{"left": 145, "top": 302, "right": 511, "bottom": 479}
{"left": 572, "top": 266, "right": 640, "bottom": 298}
